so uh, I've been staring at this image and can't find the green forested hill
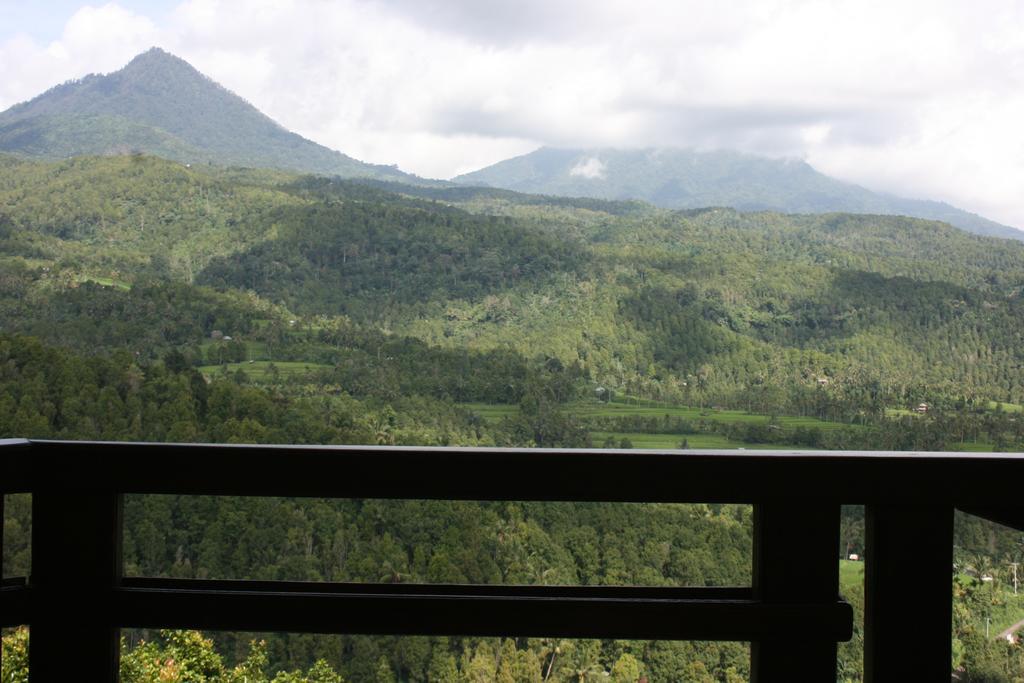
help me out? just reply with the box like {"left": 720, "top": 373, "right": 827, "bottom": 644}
{"left": 197, "top": 201, "right": 589, "bottom": 318}
{"left": 4, "top": 154, "right": 1024, "bottom": 412}
{"left": 0, "top": 48, "right": 425, "bottom": 182}
{"left": 455, "top": 146, "right": 1023, "bottom": 240}
{"left": 5, "top": 154, "right": 1024, "bottom": 681}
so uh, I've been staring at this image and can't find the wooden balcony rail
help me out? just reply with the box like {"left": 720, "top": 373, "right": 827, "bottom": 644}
{"left": 2, "top": 438, "right": 1023, "bottom": 681}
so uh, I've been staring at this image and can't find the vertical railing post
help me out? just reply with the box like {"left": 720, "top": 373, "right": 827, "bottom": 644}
{"left": 751, "top": 500, "right": 841, "bottom": 681}
{"left": 30, "top": 485, "right": 122, "bottom": 682}
{"left": 864, "top": 504, "right": 953, "bottom": 681}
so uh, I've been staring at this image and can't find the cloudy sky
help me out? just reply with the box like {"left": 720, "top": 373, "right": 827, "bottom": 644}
{"left": 1, "top": 1, "right": 1022, "bottom": 228}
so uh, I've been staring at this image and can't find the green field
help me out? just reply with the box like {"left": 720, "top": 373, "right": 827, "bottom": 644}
{"left": 463, "top": 399, "right": 851, "bottom": 429}
{"left": 987, "top": 401, "right": 1024, "bottom": 413}
{"left": 459, "top": 398, "right": 1007, "bottom": 453}
{"left": 590, "top": 431, "right": 792, "bottom": 450}
{"left": 460, "top": 399, "right": 852, "bottom": 450}
{"left": 460, "top": 402, "right": 519, "bottom": 420}
{"left": 888, "top": 401, "right": 1021, "bottom": 418}
{"left": 199, "top": 339, "right": 269, "bottom": 360}
{"left": 952, "top": 441, "right": 999, "bottom": 452}
{"left": 839, "top": 559, "right": 865, "bottom": 593}
{"left": 571, "top": 399, "right": 855, "bottom": 431}
{"left": 79, "top": 274, "right": 131, "bottom": 290}
{"left": 198, "top": 360, "right": 332, "bottom": 380}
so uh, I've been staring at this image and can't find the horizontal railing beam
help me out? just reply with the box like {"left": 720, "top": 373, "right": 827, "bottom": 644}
{"left": 111, "top": 578, "right": 853, "bottom": 641}
{"left": 123, "top": 577, "right": 753, "bottom": 600}
{"left": 4, "top": 440, "right": 1024, "bottom": 506}
{"left": 0, "top": 583, "right": 29, "bottom": 627}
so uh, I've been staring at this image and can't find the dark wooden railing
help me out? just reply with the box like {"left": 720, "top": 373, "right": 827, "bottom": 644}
{"left": 2, "top": 439, "right": 1023, "bottom": 681}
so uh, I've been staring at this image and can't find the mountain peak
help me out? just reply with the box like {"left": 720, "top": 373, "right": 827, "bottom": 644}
{"left": 0, "top": 49, "right": 420, "bottom": 183}
{"left": 126, "top": 46, "right": 175, "bottom": 63}
{"left": 120, "top": 47, "right": 196, "bottom": 76}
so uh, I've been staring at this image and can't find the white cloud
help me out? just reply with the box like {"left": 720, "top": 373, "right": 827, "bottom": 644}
{"left": 569, "top": 157, "right": 607, "bottom": 180}
{"left": 58, "top": 3, "right": 159, "bottom": 62}
{"left": 0, "top": 3, "right": 160, "bottom": 111}
{"left": 1, "top": 0, "right": 1023, "bottom": 228}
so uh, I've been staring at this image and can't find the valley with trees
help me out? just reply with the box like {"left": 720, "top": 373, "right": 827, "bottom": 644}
{"left": 3, "top": 151, "right": 1024, "bottom": 681}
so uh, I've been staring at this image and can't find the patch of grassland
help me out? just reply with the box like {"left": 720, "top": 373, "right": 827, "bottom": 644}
{"left": 459, "top": 403, "right": 519, "bottom": 421}
{"left": 951, "top": 441, "right": 998, "bottom": 452}
{"left": 199, "top": 339, "right": 269, "bottom": 360}
{"left": 461, "top": 399, "right": 853, "bottom": 432}
{"left": 198, "top": 360, "right": 331, "bottom": 381}
{"left": 577, "top": 400, "right": 852, "bottom": 430}
{"left": 79, "top": 274, "right": 131, "bottom": 290}
{"left": 588, "top": 431, "right": 787, "bottom": 450}
{"left": 987, "top": 401, "right": 1024, "bottom": 413}
{"left": 839, "top": 559, "right": 865, "bottom": 592}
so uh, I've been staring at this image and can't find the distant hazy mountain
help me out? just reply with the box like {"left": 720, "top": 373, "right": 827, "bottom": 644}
{"left": 456, "top": 147, "right": 1021, "bottom": 241}
{"left": 0, "top": 48, "right": 420, "bottom": 182}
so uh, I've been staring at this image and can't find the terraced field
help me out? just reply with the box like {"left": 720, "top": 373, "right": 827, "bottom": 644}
{"left": 571, "top": 400, "right": 855, "bottom": 431}
{"left": 590, "top": 431, "right": 779, "bottom": 450}
{"left": 461, "top": 399, "right": 851, "bottom": 449}
{"left": 198, "top": 360, "right": 332, "bottom": 380}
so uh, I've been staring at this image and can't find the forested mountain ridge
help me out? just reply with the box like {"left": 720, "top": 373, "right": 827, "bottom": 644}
{"left": 4, "top": 155, "right": 1024, "bottom": 412}
{"left": 0, "top": 48, "right": 426, "bottom": 183}
{"left": 5, "top": 154, "right": 1024, "bottom": 680}
{"left": 455, "top": 146, "right": 1022, "bottom": 241}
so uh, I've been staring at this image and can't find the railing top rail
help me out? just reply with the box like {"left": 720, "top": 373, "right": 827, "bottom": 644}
{"left": 3, "top": 439, "right": 1024, "bottom": 507}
